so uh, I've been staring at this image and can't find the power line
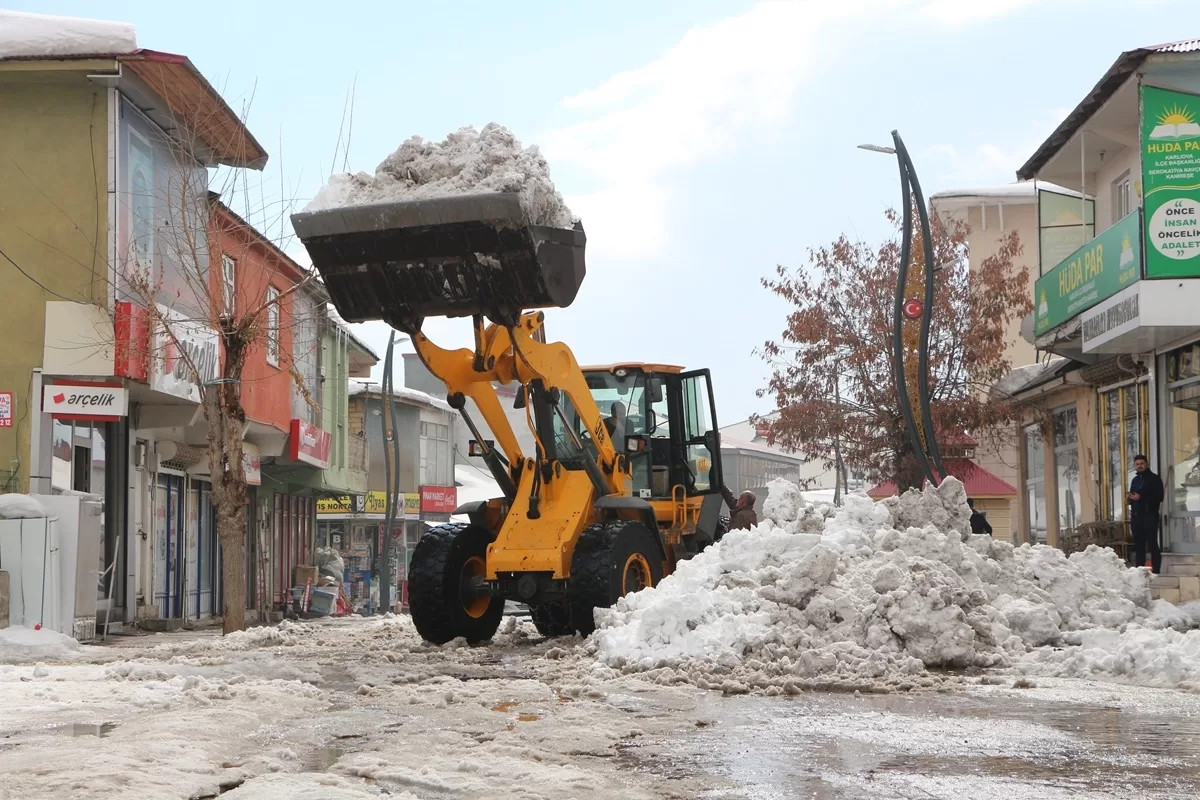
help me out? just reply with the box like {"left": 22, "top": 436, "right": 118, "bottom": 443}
{"left": 0, "top": 243, "right": 81, "bottom": 303}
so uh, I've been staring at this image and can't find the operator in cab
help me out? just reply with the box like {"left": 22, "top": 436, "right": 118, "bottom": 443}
{"left": 720, "top": 485, "right": 757, "bottom": 531}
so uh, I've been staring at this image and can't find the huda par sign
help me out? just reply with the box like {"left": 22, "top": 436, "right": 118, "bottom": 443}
{"left": 1142, "top": 84, "right": 1200, "bottom": 278}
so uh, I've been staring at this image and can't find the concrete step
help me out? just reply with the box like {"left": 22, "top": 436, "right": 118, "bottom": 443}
{"left": 1152, "top": 576, "right": 1180, "bottom": 590}
{"left": 1166, "top": 564, "right": 1200, "bottom": 577}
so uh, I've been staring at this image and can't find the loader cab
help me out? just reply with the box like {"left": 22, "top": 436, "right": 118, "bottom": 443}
{"left": 581, "top": 364, "right": 724, "bottom": 501}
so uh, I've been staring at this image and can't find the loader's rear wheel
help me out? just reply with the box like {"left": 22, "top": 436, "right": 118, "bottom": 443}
{"left": 529, "top": 600, "right": 573, "bottom": 637}
{"left": 409, "top": 523, "right": 504, "bottom": 645}
{"left": 568, "top": 521, "right": 663, "bottom": 637}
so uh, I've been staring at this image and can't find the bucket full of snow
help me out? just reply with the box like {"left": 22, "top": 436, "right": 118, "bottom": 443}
{"left": 292, "top": 193, "right": 586, "bottom": 333}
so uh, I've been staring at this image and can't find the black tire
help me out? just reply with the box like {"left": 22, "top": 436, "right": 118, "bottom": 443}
{"left": 568, "top": 520, "right": 664, "bottom": 636}
{"left": 529, "top": 600, "right": 573, "bottom": 637}
{"left": 409, "top": 522, "right": 504, "bottom": 645}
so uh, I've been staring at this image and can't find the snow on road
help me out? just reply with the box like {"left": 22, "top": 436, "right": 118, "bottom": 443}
{"left": 4, "top": 615, "right": 1199, "bottom": 799}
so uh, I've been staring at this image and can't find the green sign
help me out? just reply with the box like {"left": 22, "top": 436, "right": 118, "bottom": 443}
{"left": 1142, "top": 85, "right": 1200, "bottom": 277}
{"left": 1038, "top": 189, "right": 1095, "bottom": 272}
{"left": 1034, "top": 211, "right": 1141, "bottom": 335}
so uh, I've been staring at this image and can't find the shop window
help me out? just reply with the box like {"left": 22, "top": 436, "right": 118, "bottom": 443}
{"left": 1053, "top": 406, "right": 1080, "bottom": 538}
{"left": 1024, "top": 423, "right": 1047, "bottom": 542}
{"left": 221, "top": 254, "right": 236, "bottom": 316}
{"left": 1100, "top": 382, "right": 1149, "bottom": 523}
{"left": 1167, "top": 345, "right": 1200, "bottom": 546}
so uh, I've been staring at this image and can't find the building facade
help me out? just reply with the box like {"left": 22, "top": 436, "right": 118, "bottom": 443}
{"left": 0, "top": 18, "right": 376, "bottom": 627}
{"left": 976, "top": 41, "right": 1200, "bottom": 572}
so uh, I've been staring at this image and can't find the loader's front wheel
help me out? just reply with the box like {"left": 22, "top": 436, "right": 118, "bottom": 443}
{"left": 409, "top": 523, "right": 504, "bottom": 645}
{"left": 528, "top": 600, "right": 573, "bottom": 637}
{"left": 567, "top": 521, "right": 663, "bottom": 637}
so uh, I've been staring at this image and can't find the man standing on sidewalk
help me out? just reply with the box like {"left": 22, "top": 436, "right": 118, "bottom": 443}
{"left": 1128, "top": 454, "right": 1164, "bottom": 574}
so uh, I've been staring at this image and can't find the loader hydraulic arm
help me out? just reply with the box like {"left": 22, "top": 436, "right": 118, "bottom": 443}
{"left": 411, "top": 311, "right": 625, "bottom": 503}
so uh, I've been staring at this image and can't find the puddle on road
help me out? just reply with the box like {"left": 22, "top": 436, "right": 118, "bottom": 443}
{"left": 517, "top": 713, "right": 541, "bottom": 722}
{"left": 302, "top": 745, "right": 344, "bottom": 772}
{"left": 492, "top": 701, "right": 520, "bottom": 713}
{"left": 666, "top": 690, "right": 1200, "bottom": 798}
{"left": 53, "top": 722, "right": 117, "bottom": 738}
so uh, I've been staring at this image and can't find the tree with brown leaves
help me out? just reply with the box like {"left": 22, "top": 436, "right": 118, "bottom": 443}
{"left": 757, "top": 209, "right": 1031, "bottom": 493}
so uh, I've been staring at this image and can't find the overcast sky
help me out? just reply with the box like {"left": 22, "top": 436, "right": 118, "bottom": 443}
{"left": 20, "top": 0, "right": 1195, "bottom": 424}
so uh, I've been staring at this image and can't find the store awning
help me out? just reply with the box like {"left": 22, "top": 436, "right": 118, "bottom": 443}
{"left": 1080, "top": 279, "right": 1200, "bottom": 354}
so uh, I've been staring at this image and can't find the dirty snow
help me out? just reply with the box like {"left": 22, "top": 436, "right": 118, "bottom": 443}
{"left": 0, "top": 492, "right": 50, "bottom": 519}
{"left": 0, "top": 626, "right": 82, "bottom": 664}
{"left": 305, "top": 123, "right": 575, "bottom": 228}
{"left": 589, "top": 476, "right": 1196, "bottom": 694}
{"left": 0, "top": 10, "right": 137, "bottom": 59}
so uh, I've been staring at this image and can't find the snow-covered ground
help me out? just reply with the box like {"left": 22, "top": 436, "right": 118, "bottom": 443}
{"left": 4, "top": 477, "right": 1200, "bottom": 797}
{"left": 3, "top": 615, "right": 1200, "bottom": 799}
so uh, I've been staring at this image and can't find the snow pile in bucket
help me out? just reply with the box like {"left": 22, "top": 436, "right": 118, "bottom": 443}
{"left": 590, "top": 477, "right": 1161, "bottom": 693}
{"left": 305, "top": 123, "right": 575, "bottom": 228}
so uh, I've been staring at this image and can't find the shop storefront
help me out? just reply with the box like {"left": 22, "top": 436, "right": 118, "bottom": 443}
{"left": 315, "top": 491, "right": 420, "bottom": 612}
{"left": 1162, "top": 343, "right": 1200, "bottom": 553}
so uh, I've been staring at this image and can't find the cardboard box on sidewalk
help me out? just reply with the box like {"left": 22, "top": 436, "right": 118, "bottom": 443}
{"left": 293, "top": 565, "right": 319, "bottom": 588}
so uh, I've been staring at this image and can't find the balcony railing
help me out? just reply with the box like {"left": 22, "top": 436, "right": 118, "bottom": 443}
{"left": 1033, "top": 209, "right": 1142, "bottom": 337}
{"left": 348, "top": 435, "right": 369, "bottom": 473}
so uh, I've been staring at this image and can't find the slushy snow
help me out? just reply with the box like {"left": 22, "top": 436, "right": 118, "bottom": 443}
{"left": 0, "top": 493, "right": 49, "bottom": 519}
{"left": 305, "top": 123, "right": 575, "bottom": 228}
{"left": 590, "top": 477, "right": 1192, "bottom": 693}
{"left": 0, "top": 10, "right": 137, "bottom": 59}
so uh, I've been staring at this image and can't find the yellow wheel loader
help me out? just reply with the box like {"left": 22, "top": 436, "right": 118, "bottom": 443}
{"left": 292, "top": 194, "right": 729, "bottom": 643}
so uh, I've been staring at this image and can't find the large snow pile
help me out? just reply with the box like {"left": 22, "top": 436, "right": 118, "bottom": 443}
{"left": 0, "top": 10, "right": 137, "bottom": 59}
{"left": 591, "top": 477, "right": 1164, "bottom": 693}
{"left": 0, "top": 625, "right": 81, "bottom": 664}
{"left": 305, "top": 123, "right": 575, "bottom": 228}
{"left": 0, "top": 493, "right": 49, "bottom": 519}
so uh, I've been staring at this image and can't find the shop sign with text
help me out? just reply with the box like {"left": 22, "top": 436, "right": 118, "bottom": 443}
{"left": 420, "top": 485, "right": 458, "bottom": 514}
{"left": 1033, "top": 211, "right": 1142, "bottom": 335}
{"left": 1142, "top": 85, "right": 1200, "bottom": 278}
{"left": 152, "top": 303, "right": 219, "bottom": 403}
{"left": 290, "top": 419, "right": 332, "bottom": 469}
{"left": 42, "top": 382, "right": 128, "bottom": 421}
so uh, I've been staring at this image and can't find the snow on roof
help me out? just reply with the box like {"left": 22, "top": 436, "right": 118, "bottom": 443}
{"left": 348, "top": 378, "right": 451, "bottom": 412}
{"left": 993, "top": 357, "right": 1071, "bottom": 398}
{"left": 931, "top": 181, "right": 1085, "bottom": 205}
{"left": 0, "top": 10, "right": 136, "bottom": 59}
{"left": 868, "top": 459, "right": 1017, "bottom": 499}
{"left": 720, "top": 435, "right": 805, "bottom": 462}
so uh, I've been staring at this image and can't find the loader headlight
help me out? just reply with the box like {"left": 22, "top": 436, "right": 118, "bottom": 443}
{"left": 468, "top": 439, "right": 493, "bottom": 457}
{"left": 625, "top": 436, "right": 645, "bottom": 453}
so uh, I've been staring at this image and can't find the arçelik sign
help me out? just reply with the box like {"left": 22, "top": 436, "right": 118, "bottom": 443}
{"left": 42, "top": 383, "right": 129, "bottom": 421}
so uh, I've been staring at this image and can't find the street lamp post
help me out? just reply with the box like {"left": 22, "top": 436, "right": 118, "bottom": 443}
{"left": 858, "top": 132, "right": 948, "bottom": 488}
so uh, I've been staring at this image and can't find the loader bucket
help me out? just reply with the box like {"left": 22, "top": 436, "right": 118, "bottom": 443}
{"left": 290, "top": 193, "right": 586, "bottom": 333}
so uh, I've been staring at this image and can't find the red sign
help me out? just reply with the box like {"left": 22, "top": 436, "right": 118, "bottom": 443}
{"left": 420, "top": 485, "right": 458, "bottom": 514}
{"left": 289, "top": 419, "right": 332, "bottom": 469}
{"left": 0, "top": 392, "right": 11, "bottom": 428}
{"left": 903, "top": 298, "right": 923, "bottom": 320}
{"left": 114, "top": 301, "right": 151, "bottom": 382}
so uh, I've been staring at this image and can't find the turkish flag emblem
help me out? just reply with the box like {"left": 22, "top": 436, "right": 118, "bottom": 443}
{"left": 53, "top": 393, "right": 65, "bottom": 404}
